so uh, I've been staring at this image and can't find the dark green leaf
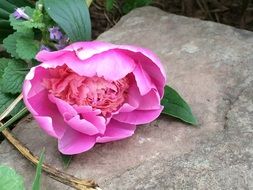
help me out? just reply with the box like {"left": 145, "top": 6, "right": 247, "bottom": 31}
{"left": 32, "top": 149, "right": 45, "bottom": 190}
{"left": 0, "top": 60, "right": 27, "bottom": 94}
{"left": 7, "top": 0, "right": 34, "bottom": 8}
{"left": 0, "top": 19, "right": 11, "bottom": 28}
{"left": 0, "top": 8, "right": 11, "bottom": 19}
{"left": 161, "top": 85, "right": 197, "bottom": 125}
{"left": 0, "top": 0, "right": 16, "bottom": 13}
{"left": 122, "top": 0, "right": 152, "bottom": 14}
{"left": 44, "top": 0, "right": 91, "bottom": 41}
{"left": 105, "top": 0, "right": 115, "bottom": 12}
{"left": 60, "top": 153, "right": 73, "bottom": 169}
{"left": 0, "top": 165, "right": 25, "bottom": 190}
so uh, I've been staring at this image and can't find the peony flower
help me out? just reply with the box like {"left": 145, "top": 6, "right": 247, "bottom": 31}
{"left": 22, "top": 41, "right": 166, "bottom": 155}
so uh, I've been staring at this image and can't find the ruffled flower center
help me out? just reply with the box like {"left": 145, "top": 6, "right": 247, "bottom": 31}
{"left": 43, "top": 65, "right": 129, "bottom": 115}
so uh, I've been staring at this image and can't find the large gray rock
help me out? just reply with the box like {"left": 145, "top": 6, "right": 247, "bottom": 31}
{"left": 1, "top": 6, "right": 253, "bottom": 190}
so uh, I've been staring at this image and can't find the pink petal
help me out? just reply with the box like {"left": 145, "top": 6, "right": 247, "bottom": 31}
{"left": 96, "top": 119, "right": 136, "bottom": 143}
{"left": 68, "top": 49, "right": 136, "bottom": 81}
{"left": 133, "top": 64, "right": 154, "bottom": 95}
{"left": 58, "top": 127, "right": 96, "bottom": 155}
{"left": 48, "top": 95, "right": 77, "bottom": 119}
{"left": 36, "top": 49, "right": 69, "bottom": 62}
{"left": 66, "top": 115, "right": 99, "bottom": 135}
{"left": 120, "top": 50, "right": 166, "bottom": 97}
{"left": 25, "top": 89, "right": 66, "bottom": 138}
{"left": 75, "top": 106, "right": 106, "bottom": 134}
{"left": 49, "top": 96, "right": 106, "bottom": 135}
{"left": 137, "top": 89, "right": 161, "bottom": 110}
{"left": 113, "top": 107, "right": 163, "bottom": 125}
{"left": 36, "top": 41, "right": 114, "bottom": 62}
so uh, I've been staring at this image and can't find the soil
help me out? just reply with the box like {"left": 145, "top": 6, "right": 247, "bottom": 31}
{"left": 90, "top": 0, "right": 253, "bottom": 39}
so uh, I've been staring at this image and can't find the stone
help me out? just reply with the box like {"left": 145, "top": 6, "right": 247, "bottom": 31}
{"left": 1, "top": 6, "right": 253, "bottom": 190}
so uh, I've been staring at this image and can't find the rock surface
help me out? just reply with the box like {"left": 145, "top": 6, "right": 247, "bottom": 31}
{"left": 1, "top": 6, "right": 253, "bottom": 190}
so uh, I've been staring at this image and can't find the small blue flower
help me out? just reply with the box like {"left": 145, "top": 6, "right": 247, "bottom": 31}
{"left": 48, "top": 26, "right": 63, "bottom": 41}
{"left": 13, "top": 8, "right": 30, "bottom": 20}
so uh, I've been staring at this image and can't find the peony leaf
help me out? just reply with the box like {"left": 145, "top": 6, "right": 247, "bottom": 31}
{"left": 32, "top": 149, "right": 45, "bottom": 190}
{"left": 0, "top": 60, "right": 27, "bottom": 94}
{"left": 0, "top": 165, "right": 25, "bottom": 190}
{"left": 161, "top": 85, "right": 197, "bottom": 125}
{"left": 44, "top": 0, "right": 91, "bottom": 41}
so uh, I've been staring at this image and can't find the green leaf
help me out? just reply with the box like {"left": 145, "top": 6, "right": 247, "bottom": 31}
{"left": 0, "top": 0, "right": 16, "bottom": 13}
{"left": 60, "top": 154, "right": 73, "bottom": 169}
{"left": 44, "top": 0, "right": 91, "bottom": 41}
{"left": 0, "top": 8, "right": 11, "bottom": 19}
{"left": 161, "top": 85, "right": 197, "bottom": 125}
{"left": 9, "top": 6, "right": 34, "bottom": 33}
{"left": 16, "top": 38, "right": 40, "bottom": 60}
{"left": 0, "top": 19, "right": 11, "bottom": 28}
{"left": 0, "top": 165, "right": 25, "bottom": 190}
{"left": 0, "top": 60, "right": 27, "bottom": 94}
{"left": 3, "top": 32, "right": 20, "bottom": 58}
{"left": 10, "top": 100, "right": 25, "bottom": 117}
{"left": 0, "top": 91, "right": 16, "bottom": 116}
{"left": 122, "top": 0, "right": 152, "bottom": 14}
{"left": 32, "top": 149, "right": 45, "bottom": 190}
{"left": 3, "top": 31, "right": 34, "bottom": 58}
{"left": 0, "top": 107, "right": 29, "bottom": 132}
{"left": 7, "top": 0, "right": 34, "bottom": 8}
{"left": 105, "top": 0, "right": 115, "bottom": 11}
{"left": 0, "top": 58, "right": 9, "bottom": 76}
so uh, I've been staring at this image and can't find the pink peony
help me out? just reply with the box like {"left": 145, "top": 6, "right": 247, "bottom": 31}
{"left": 22, "top": 41, "right": 166, "bottom": 155}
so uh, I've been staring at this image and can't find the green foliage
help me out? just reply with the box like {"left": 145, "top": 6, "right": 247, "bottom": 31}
{"left": 122, "top": 0, "right": 152, "bottom": 14}
{"left": 44, "top": 0, "right": 91, "bottom": 41}
{"left": 0, "top": 59, "right": 27, "bottom": 94}
{"left": 3, "top": 32, "right": 21, "bottom": 58}
{"left": 0, "top": 165, "right": 25, "bottom": 190}
{"left": 105, "top": 0, "right": 115, "bottom": 12}
{"left": 16, "top": 38, "right": 40, "bottom": 60}
{"left": 161, "top": 85, "right": 197, "bottom": 126}
{"left": 32, "top": 149, "right": 45, "bottom": 190}
{"left": 9, "top": 7, "right": 40, "bottom": 34}
{"left": 0, "top": 91, "right": 17, "bottom": 116}
{"left": 6, "top": 0, "right": 35, "bottom": 8}
{"left": 0, "top": 0, "right": 16, "bottom": 14}
{"left": 60, "top": 154, "right": 73, "bottom": 169}
{"left": 0, "top": 149, "right": 44, "bottom": 190}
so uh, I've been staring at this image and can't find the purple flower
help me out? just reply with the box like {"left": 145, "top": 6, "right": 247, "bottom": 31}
{"left": 40, "top": 45, "right": 51, "bottom": 52}
{"left": 55, "top": 35, "right": 69, "bottom": 50}
{"left": 13, "top": 8, "right": 30, "bottom": 20}
{"left": 48, "top": 26, "right": 63, "bottom": 41}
